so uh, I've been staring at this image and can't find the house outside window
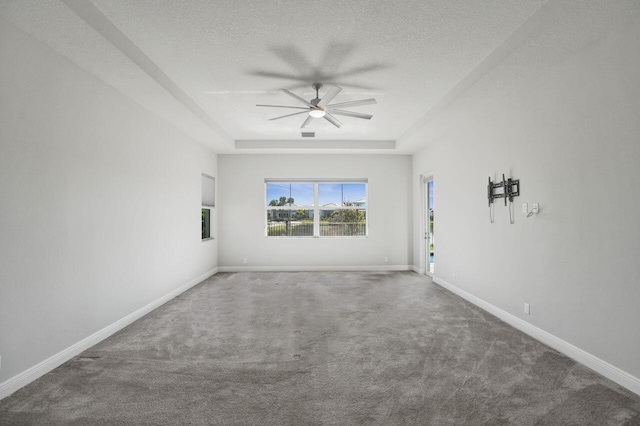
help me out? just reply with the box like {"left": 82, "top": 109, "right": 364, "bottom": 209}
{"left": 266, "top": 180, "right": 367, "bottom": 238}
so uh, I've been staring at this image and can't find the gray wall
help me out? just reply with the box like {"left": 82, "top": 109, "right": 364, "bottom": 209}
{"left": 410, "top": 2, "right": 640, "bottom": 378}
{"left": 218, "top": 154, "right": 412, "bottom": 269}
{"left": 0, "top": 20, "right": 218, "bottom": 383}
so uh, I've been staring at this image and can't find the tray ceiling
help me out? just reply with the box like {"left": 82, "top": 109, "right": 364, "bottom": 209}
{"left": 1, "top": 0, "right": 549, "bottom": 153}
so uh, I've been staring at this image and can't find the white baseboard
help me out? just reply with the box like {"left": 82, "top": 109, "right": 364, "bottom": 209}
{"left": 411, "top": 265, "right": 424, "bottom": 274}
{"left": 218, "top": 265, "right": 412, "bottom": 272}
{"left": 432, "top": 275, "right": 640, "bottom": 396}
{"left": 0, "top": 267, "right": 219, "bottom": 401}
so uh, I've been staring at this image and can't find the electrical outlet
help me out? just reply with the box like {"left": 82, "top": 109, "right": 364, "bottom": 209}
{"left": 524, "top": 303, "right": 530, "bottom": 315}
{"left": 242, "top": 258, "right": 248, "bottom": 264}
{"left": 532, "top": 203, "right": 539, "bottom": 214}
{"left": 384, "top": 256, "right": 389, "bottom": 263}
{"left": 452, "top": 273, "right": 456, "bottom": 283}
{"left": 522, "top": 203, "right": 528, "bottom": 214}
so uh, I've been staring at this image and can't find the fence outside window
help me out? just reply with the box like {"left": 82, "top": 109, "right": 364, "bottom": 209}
{"left": 265, "top": 180, "right": 367, "bottom": 238}
{"left": 266, "top": 221, "right": 366, "bottom": 237}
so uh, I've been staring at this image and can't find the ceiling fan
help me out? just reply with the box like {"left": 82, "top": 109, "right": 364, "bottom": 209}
{"left": 256, "top": 84, "right": 376, "bottom": 128}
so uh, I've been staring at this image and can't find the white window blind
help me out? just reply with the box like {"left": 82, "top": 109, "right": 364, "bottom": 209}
{"left": 202, "top": 174, "right": 215, "bottom": 207}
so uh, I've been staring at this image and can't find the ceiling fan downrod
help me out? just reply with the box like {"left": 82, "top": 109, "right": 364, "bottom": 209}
{"left": 311, "top": 83, "right": 322, "bottom": 106}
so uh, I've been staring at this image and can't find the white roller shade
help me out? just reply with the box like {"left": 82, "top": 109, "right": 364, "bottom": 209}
{"left": 202, "top": 174, "right": 215, "bottom": 207}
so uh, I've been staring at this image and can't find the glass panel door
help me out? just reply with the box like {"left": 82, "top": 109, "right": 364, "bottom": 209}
{"left": 426, "top": 179, "right": 434, "bottom": 274}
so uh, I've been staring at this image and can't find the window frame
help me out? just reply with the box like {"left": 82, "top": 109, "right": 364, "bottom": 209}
{"left": 265, "top": 179, "right": 368, "bottom": 239}
{"left": 201, "top": 173, "right": 215, "bottom": 241}
{"left": 202, "top": 208, "right": 211, "bottom": 240}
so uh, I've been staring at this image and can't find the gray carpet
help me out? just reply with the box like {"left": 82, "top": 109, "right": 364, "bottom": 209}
{"left": 1, "top": 272, "right": 639, "bottom": 425}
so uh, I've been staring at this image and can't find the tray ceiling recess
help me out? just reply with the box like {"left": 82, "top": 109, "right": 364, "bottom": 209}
{"left": 0, "top": 0, "right": 557, "bottom": 152}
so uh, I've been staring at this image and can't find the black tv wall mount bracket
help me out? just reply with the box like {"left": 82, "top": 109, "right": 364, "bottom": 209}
{"left": 488, "top": 174, "right": 520, "bottom": 206}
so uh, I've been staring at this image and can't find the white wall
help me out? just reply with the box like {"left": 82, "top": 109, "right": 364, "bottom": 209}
{"left": 0, "top": 20, "right": 218, "bottom": 386}
{"left": 410, "top": 5, "right": 640, "bottom": 380}
{"left": 218, "top": 154, "right": 412, "bottom": 269}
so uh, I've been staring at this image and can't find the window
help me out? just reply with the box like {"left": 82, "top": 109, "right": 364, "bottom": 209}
{"left": 202, "top": 173, "right": 215, "bottom": 240}
{"left": 318, "top": 183, "right": 367, "bottom": 237}
{"left": 202, "top": 208, "right": 211, "bottom": 239}
{"left": 265, "top": 180, "right": 367, "bottom": 238}
{"left": 266, "top": 182, "right": 314, "bottom": 237}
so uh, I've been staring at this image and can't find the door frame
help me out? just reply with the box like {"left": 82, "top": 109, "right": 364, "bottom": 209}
{"left": 420, "top": 172, "right": 434, "bottom": 277}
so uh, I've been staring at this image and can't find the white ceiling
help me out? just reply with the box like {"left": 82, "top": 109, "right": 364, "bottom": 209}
{"left": 1, "top": 0, "right": 550, "bottom": 153}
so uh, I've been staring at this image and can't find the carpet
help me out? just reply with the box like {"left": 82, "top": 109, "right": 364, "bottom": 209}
{"left": 1, "top": 271, "right": 639, "bottom": 425}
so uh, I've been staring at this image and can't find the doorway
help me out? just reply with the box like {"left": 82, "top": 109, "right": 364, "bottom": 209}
{"left": 424, "top": 176, "right": 434, "bottom": 275}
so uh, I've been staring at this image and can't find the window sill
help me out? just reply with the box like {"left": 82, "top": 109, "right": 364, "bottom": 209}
{"left": 202, "top": 237, "right": 215, "bottom": 242}
{"left": 265, "top": 236, "right": 368, "bottom": 239}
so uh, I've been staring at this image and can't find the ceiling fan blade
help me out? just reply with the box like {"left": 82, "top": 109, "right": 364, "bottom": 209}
{"left": 256, "top": 104, "right": 309, "bottom": 110}
{"left": 317, "top": 85, "right": 342, "bottom": 107}
{"left": 269, "top": 46, "right": 315, "bottom": 76}
{"left": 329, "top": 109, "right": 373, "bottom": 120}
{"left": 334, "top": 62, "right": 390, "bottom": 79}
{"left": 281, "top": 89, "right": 313, "bottom": 107}
{"left": 247, "top": 70, "right": 309, "bottom": 82}
{"left": 300, "top": 115, "right": 314, "bottom": 129}
{"left": 323, "top": 113, "right": 343, "bottom": 128}
{"left": 269, "top": 111, "right": 310, "bottom": 121}
{"left": 325, "top": 98, "right": 377, "bottom": 109}
{"left": 285, "top": 81, "right": 377, "bottom": 91}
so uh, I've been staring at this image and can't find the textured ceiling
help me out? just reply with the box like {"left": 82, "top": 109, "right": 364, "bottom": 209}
{"left": 1, "top": 0, "right": 551, "bottom": 152}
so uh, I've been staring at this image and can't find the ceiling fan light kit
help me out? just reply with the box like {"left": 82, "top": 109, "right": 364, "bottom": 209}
{"left": 257, "top": 83, "right": 376, "bottom": 130}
